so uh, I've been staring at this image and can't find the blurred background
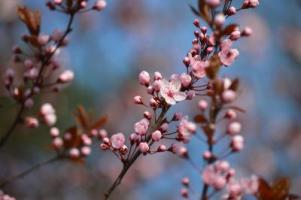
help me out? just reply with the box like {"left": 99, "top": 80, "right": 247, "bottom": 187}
{"left": 0, "top": 0, "right": 301, "bottom": 199}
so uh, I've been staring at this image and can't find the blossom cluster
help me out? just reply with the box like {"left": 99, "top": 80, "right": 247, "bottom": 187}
{"left": 100, "top": 71, "right": 198, "bottom": 161}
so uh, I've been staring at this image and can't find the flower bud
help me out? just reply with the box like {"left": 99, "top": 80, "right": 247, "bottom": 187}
{"left": 138, "top": 71, "right": 150, "bottom": 86}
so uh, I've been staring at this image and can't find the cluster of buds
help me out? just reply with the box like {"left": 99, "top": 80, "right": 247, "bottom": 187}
{"left": 24, "top": 103, "right": 57, "bottom": 129}
{"left": 181, "top": 162, "right": 258, "bottom": 199}
{"left": 46, "top": 0, "right": 106, "bottom": 13}
{"left": 202, "top": 161, "right": 258, "bottom": 198}
{"left": 100, "top": 72, "right": 199, "bottom": 163}
{"left": 49, "top": 127, "right": 103, "bottom": 160}
{"left": 0, "top": 190, "right": 15, "bottom": 200}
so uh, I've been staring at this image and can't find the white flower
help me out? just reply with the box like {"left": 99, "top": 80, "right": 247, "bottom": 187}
{"left": 160, "top": 78, "right": 187, "bottom": 105}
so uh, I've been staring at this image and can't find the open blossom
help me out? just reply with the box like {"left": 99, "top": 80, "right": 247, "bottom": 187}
{"left": 189, "top": 54, "right": 208, "bottom": 78}
{"left": 110, "top": 133, "right": 125, "bottom": 149}
{"left": 0, "top": 190, "right": 15, "bottom": 200}
{"left": 134, "top": 118, "right": 149, "bottom": 135}
{"left": 243, "top": 0, "right": 259, "bottom": 8}
{"left": 218, "top": 39, "right": 239, "bottom": 66}
{"left": 160, "top": 78, "right": 187, "bottom": 105}
{"left": 178, "top": 117, "right": 196, "bottom": 142}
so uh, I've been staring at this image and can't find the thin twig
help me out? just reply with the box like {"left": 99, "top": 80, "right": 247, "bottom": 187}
{"left": 0, "top": 13, "right": 75, "bottom": 150}
{"left": 0, "top": 155, "right": 62, "bottom": 188}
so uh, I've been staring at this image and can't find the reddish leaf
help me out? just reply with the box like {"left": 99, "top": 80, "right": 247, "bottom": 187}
{"left": 17, "top": 6, "right": 41, "bottom": 35}
{"left": 222, "top": 24, "right": 239, "bottom": 36}
{"left": 90, "top": 116, "right": 108, "bottom": 130}
{"left": 75, "top": 105, "right": 90, "bottom": 129}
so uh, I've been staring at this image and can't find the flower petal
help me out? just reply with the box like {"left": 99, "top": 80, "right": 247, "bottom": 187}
{"left": 174, "top": 92, "right": 187, "bottom": 102}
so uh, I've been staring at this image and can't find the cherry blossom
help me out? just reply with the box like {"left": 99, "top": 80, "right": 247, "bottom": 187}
{"left": 160, "top": 78, "right": 187, "bottom": 105}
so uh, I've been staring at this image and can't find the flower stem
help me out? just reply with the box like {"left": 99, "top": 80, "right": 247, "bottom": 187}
{"left": 0, "top": 155, "right": 62, "bottom": 188}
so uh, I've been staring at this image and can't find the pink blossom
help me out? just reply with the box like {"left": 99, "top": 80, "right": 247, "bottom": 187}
{"left": 222, "top": 90, "right": 236, "bottom": 103}
{"left": 151, "top": 130, "right": 162, "bottom": 141}
{"left": 231, "top": 135, "right": 244, "bottom": 151}
{"left": 110, "top": 133, "right": 125, "bottom": 149}
{"left": 160, "top": 78, "right": 187, "bottom": 105}
{"left": 58, "top": 70, "right": 74, "bottom": 83}
{"left": 138, "top": 70, "right": 150, "bottom": 86}
{"left": 52, "top": 137, "right": 63, "bottom": 149}
{"left": 25, "top": 117, "right": 39, "bottom": 128}
{"left": 227, "top": 122, "right": 242, "bottom": 135}
{"left": 134, "top": 118, "right": 149, "bottom": 135}
{"left": 81, "top": 146, "right": 91, "bottom": 156}
{"left": 198, "top": 100, "right": 208, "bottom": 111}
{"left": 139, "top": 142, "right": 149, "bottom": 153}
{"left": 180, "top": 73, "right": 192, "bottom": 87}
{"left": 240, "top": 175, "right": 258, "bottom": 194}
{"left": 218, "top": 39, "right": 239, "bottom": 66}
{"left": 50, "top": 127, "right": 60, "bottom": 137}
{"left": 178, "top": 117, "right": 196, "bottom": 142}
{"left": 94, "top": 0, "right": 107, "bottom": 11}
{"left": 154, "top": 71, "right": 162, "bottom": 80}
{"left": 133, "top": 95, "right": 143, "bottom": 104}
{"left": 190, "top": 55, "right": 208, "bottom": 78}
{"left": 214, "top": 13, "right": 225, "bottom": 26}
{"left": 69, "top": 148, "right": 80, "bottom": 158}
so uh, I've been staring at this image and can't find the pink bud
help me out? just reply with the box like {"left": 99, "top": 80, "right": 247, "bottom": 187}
{"left": 154, "top": 71, "right": 162, "bottom": 80}
{"left": 222, "top": 90, "right": 236, "bottom": 103}
{"left": 80, "top": 1, "right": 87, "bottom": 8}
{"left": 138, "top": 70, "right": 150, "bottom": 86}
{"left": 111, "top": 133, "right": 125, "bottom": 149}
{"left": 134, "top": 96, "right": 143, "bottom": 104}
{"left": 152, "top": 80, "right": 161, "bottom": 92}
{"left": 81, "top": 146, "right": 91, "bottom": 156}
{"left": 25, "top": 117, "right": 39, "bottom": 128}
{"left": 227, "top": 6, "right": 237, "bottom": 15}
{"left": 227, "top": 121, "right": 242, "bottom": 135}
{"left": 50, "top": 127, "right": 60, "bottom": 137}
{"left": 100, "top": 143, "right": 110, "bottom": 150}
{"left": 38, "top": 35, "right": 50, "bottom": 45}
{"left": 198, "top": 100, "right": 208, "bottom": 111}
{"left": 139, "top": 142, "right": 149, "bottom": 153}
{"left": 230, "top": 30, "right": 241, "bottom": 41}
{"left": 181, "top": 188, "right": 189, "bottom": 198}
{"left": 134, "top": 118, "right": 149, "bottom": 135}
{"left": 24, "top": 98, "right": 34, "bottom": 108}
{"left": 214, "top": 176, "right": 226, "bottom": 189}
{"left": 158, "top": 144, "right": 167, "bottom": 152}
{"left": 58, "top": 70, "right": 74, "bottom": 83}
{"left": 180, "top": 73, "right": 192, "bottom": 87}
{"left": 183, "top": 56, "right": 190, "bottom": 67}
{"left": 129, "top": 133, "right": 138, "bottom": 143}
{"left": 231, "top": 135, "right": 244, "bottom": 151}
{"left": 98, "top": 129, "right": 108, "bottom": 139}
{"left": 52, "top": 137, "right": 63, "bottom": 149}
{"left": 193, "top": 19, "right": 200, "bottom": 27}
{"left": 151, "top": 130, "right": 162, "bottom": 141}
{"left": 203, "top": 150, "right": 213, "bottom": 160}
{"left": 160, "top": 123, "right": 169, "bottom": 132}
{"left": 69, "top": 148, "right": 80, "bottom": 159}
{"left": 182, "top": 177, "right": 190, "bottom": 186}
{"left": 242, "top": 27, "right": 253, "bottom": 37}
{"left": 94, "top": 0, "right": 106, "bottom": 11}
{"left": 225, "top": 109, "right": 237, "bottom": 119}
{"left": 214, "top": 14, "right": 225, "bottom": 26}
{"left": 149, "top": 98, "right": 158, "bottom": 108}
{"left": 143, "top": 111, "right": 152, "bottom": 120}
{"left": 179, "top": 146, "right": 188, "bottom": 158}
